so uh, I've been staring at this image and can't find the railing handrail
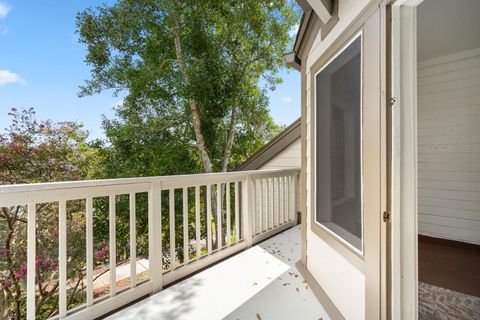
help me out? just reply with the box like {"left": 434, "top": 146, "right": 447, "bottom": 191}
{"left": 0, "top": 167, "right": 300, "bottom": 320}
{"left": 0, "top": 168, "right": 300, "bottom": 194}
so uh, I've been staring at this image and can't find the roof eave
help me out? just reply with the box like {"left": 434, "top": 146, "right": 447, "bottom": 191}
{"left": 282, "top": 52, "right": 301, "bottom": 71}
{"left": 285, "top": 7, "right": 313, "bottom": 71}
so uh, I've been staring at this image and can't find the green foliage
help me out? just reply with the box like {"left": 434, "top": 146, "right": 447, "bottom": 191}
{"left": 94, "top": 106, "right": 201, "bottom": 177}
{"left": 77, "top": 0, "right": 299, "bottom": 174}
{"left": 0, "top": 108, "right": 100, "bottom": 184}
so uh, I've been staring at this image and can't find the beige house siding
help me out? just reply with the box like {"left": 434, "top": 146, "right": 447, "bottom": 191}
{"left": 259, "top": 139, "right": 301, "bottom": 213}
{"left": 417, "top": 48, "right": 480, "bottom": 245}
{"left": 260, "top": 139, "right": 301, "bottom": 170}
{"left": 237, "top": 120, "right": 301, "bottom": 234}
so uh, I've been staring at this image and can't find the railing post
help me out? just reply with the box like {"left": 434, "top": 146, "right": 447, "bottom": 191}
{"left": 149, "top": 181, "right": 163, "bottom": 293}
{"left": 243, "top": 174, "right": 254, "bottom": 248}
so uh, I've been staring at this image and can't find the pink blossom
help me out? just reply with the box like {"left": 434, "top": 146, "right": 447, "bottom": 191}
{"left": 96, "top": 243, "right": 108, "bottom": 261}
{"left": 96, "top": 251, "right": 106, "bottom": 260}
{"left": 15, "top": 265, "right": 27, "bottom": 281}
{"left": 0, "top": 153, "right": 7, "bottom": 160}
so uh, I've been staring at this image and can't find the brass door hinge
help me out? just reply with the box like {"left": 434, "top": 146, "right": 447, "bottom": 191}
{"left": 383, "top": 210, "right": 391, "bottom": 223}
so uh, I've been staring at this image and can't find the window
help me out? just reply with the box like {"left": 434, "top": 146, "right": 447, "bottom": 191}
{"left": 315, "top": 34, "right": 363, "bottom": 252}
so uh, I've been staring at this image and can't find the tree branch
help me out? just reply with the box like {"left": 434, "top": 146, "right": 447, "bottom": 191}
{"left": 221, "top": 106, "right": 238, "bottom": 172}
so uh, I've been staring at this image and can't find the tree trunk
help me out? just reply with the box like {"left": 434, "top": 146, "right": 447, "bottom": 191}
{"left": 172, "top": 15, "right": 213, "bottom": 173}
{"left": 221, "top": 106, "right": 238, "bottom": 172}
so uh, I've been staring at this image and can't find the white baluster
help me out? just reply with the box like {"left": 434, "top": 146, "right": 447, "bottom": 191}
{"left": 86, "top": 197, "right": 94, "bottom": 306}
{"left": 59, "top": 200, "right": 67, "bottom": 318}
{"left": 183, "top": 188, "right": 189, "bottom": 265}
{"left": 195, "top": 186, "right": 201, "bottom": 259}
{"left": 109, "top": 195, "right": 116, "bottom": 297}
{"left": 129, "top": 193, "right": 137, "bottom": 288}
{"left": 207, "top": 184, "right": 212, "bottom": 253}
{"left": 226, "top": 183, "right": 231, "bottom": 246}
{"left": 169, "top": 189, "right": 176, "bottom": 270}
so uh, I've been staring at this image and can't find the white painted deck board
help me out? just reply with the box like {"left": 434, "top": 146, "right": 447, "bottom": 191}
{"left": 107, "top": 226, "right": 329, "bottom": 320}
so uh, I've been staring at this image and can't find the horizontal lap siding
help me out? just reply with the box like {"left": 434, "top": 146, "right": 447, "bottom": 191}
{"left": 417, "top": 48, "right": 480, "bottom": 244}
{"left": 260, "top": 139, "right": 301, "bottom": 170}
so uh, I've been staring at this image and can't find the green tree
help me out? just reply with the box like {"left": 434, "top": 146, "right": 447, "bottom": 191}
{"left": 77, "top": 0, "right": 297, "bottom": 175}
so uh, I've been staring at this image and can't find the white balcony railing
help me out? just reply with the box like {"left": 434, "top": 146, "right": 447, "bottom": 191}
{"left": 0, "top": 168, "right": 299, "bottom": 320}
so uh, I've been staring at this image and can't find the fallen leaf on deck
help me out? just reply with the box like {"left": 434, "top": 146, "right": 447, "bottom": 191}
{"left": 283, "top": 283, "right": 290, "bottom": 286}
{"left": 252, "top": 282, "right": 257, "bottom": 286}
{"left": 256, "top": 313, "right": 262, "bottom": 320}
{"left": 296, "top": 287, "right": 300, "bottom": 292}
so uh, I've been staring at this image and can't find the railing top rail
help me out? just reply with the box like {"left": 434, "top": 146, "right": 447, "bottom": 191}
{"left": 0, "top": 168, "right": 300, "bottom": 194}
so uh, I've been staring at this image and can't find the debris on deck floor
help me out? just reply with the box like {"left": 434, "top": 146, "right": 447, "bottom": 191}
{"left": 107, "top": 225, "right": 329, "bottom": 320}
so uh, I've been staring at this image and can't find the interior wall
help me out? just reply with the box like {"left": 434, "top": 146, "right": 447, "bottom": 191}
{"left": 417, "top": 48, "right": 480, "bottom": 245}
{"left": 416, "top": 0, "right": 480, "bottom": 245}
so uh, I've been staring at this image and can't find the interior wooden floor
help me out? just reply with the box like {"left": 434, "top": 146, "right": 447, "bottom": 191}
{"left": 418, "top": 235, "right": 480, "bottom": 298}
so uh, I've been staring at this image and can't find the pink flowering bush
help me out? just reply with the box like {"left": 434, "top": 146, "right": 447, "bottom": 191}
{"left": 0, "top": 108, "right": 99, "bottom": 319}
{"left": 95, "top": 243, "right": 108, "bottom": 261}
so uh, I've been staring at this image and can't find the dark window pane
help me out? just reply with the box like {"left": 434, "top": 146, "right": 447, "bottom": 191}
{"left": 315, "top": 36, "right": 362, "bottom": 251}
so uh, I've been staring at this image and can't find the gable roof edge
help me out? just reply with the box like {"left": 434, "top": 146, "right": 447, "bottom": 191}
{"left": 236, "top": 118, "right": 301, "bottom": 171}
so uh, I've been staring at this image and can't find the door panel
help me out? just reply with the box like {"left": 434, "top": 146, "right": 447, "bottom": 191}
{"left": 309, "top": 6, "right": 387, "bottom": 320}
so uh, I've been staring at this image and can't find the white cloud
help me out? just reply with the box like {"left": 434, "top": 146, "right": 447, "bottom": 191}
{"left": 281, "top": 96, "right": 292, "bottom": 104}
{"left": 0, "top": 2, "right": 10, "bottom": 19}
{"left": 0, "top": 70, "right": 26, "bottom": 86}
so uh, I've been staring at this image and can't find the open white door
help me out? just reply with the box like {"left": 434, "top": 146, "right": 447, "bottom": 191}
{"left": 308, "top": 5, "right": 389, "bottom": 320}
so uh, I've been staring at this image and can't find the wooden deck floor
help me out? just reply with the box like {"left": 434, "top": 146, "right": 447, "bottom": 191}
{"left": 107, "top": 225, "right": 329, "bottom": 320}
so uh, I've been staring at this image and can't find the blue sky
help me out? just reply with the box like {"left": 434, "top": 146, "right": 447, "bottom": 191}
{"left": 0, "top": 1, "right": 300, "bottom": 140}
